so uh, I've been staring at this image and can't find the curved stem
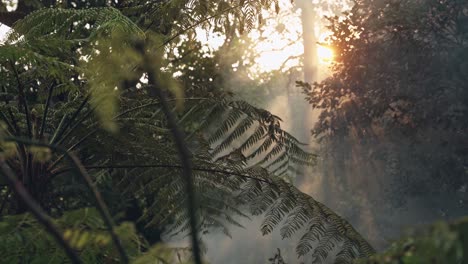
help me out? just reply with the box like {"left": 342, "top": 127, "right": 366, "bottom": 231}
{"left": 39, "top": 83, "right": 55, "bottom": 139}
{"left": 9, "top": 61, "right": 32, "bottom": 139}
{"left": 3, "top": 137, "right": 129, "bottom": 264}
{"left": 53, "top": 95, "right": 91, "bottom": 146}
{"left": 52, "top": 164, "right": 273, "bottom": 184}
{"left": 138, "top": 42, "right": 202, "bottom": 263}
{"left": 47, "top": 97, "right": 208, "bottom": 172}
{"left": 149, "top": 78, "right": 203, "bottom": 264}
{"left": 0, "top": 161, "right": 82, "bottom": 264}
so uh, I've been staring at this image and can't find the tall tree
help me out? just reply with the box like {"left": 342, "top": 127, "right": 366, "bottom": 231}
{"left": 300, "top": 0, "right": 468, "bottom": 248}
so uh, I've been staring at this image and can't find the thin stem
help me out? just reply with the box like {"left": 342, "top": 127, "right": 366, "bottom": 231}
{"left": 9, "top": 60, "right": 32, "bottom": 138}
{"left": 0, "top": 111, "right": 15, "bottom": 135}
{"left": 65, "top": 152, "right": 129, "bottom": 263}
{"left": 6, "top": 64, "right": 30, "bottom": 183}
{"left": 139, "top": 44, "right": 202, "bottom": 264}
{"left": 159, "top": 2, "right": 250, "bottom": 49}
{"left": 53, "top": 95, "right": 90, "bottom": 145}
{"left": 47, "top": 129, "right": 97, "bottom": 172}
{"left": 47, "top": 107, "right": 96, "bottom": 171}
{"left": 0, "top": 188, "right": 11, "bottom": 214}
{"left": 47, "top": 98, "right": 208, "bottom": 172}
{"left": 49, "top": 115, "right": 68, "bottom": 144}
{"left": 0, "top": 161, "right": 82, "bottom": 264}
{"left": 39, "top": 83, "right": 55, "bottom": 139}
{"left": 52, "top": 164, "right": 272, "bottom": 184}
{"left": 2, "top": 85, "right": 21, "bottom": 136}
{"left": 6, "top": 106, "right": 20, "bottom": 135}
{"left": 3, "top": 137, "right": 129, "bottom": 264}
{"left": 54, "top": 107, "right": 93, "bottom": 146}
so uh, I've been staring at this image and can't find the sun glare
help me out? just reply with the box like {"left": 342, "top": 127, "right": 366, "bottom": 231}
{"left": 317, "top": 45, "right": 334, "bottom": 64}
{"left": 194, "top": 0, "right": 338, "bottom": 76}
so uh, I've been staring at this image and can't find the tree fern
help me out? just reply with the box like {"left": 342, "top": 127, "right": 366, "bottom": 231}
{"left": 0, "top": 4, "right": 376, "bottom": 263}
{"left": 188, "top": 99, "right": 318, "bottom": 178}
{"left": 122, "top": 0, "right": 281, "bottom": 36}
{"left": 9, "top": 7, "right": 143, "bottom": 41}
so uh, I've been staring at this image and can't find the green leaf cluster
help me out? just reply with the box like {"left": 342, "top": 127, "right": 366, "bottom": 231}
{"left": 357, "top": 217, "right": 468, "bottom": 264}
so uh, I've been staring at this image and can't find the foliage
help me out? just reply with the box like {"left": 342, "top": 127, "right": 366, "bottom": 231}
{"left": 356, "top": 217, "right": 468, "bottom": 264}
{"left": 268, "top": 216, "right": 468, "bottom": 264}
{"left": 268, "top": 248, "right": 289, "bottom": 264}
{"left": 0, "top": 1, "right": 375, "bottom": 263}
{"left": 0, "top": 208, "right": 144, "bottom": 263}
{"left": 299, "top": 0, "right": 468, "bottom": 236}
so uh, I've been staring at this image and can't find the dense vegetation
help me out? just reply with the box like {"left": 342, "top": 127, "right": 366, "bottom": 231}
{"left": 0, "top": 0, "right": 466, "bottom": 263}
{"left": 301, "top": 0, "right": 468, "bottom": 210}
{"left": 0, "top": 0, "right": 375, "bottom": 263}
{"left": 300, "top": 0, "right": 468, "bottom": 262}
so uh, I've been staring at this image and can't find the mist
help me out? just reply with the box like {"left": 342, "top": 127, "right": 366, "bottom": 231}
{"left": 0, "top": 0, "right": 465, "bottom": 263}
{"left": 200, "top": 0, "right": 468, "bottom": 262}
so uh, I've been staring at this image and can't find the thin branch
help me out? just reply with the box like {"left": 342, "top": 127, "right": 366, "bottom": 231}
{"left": 159, "top": 1, "right": 255, "bottom": 49}
{"left": 3, "top": 137, "right": 129, "bottom": 264}
{"left": 278, "top": 55, "right": 302, "bottom": 72}
{"left": 168, "top": 47, "right": 198, "bottom": 64}
{"left": 0, "top": 161, "right": 82, "bottom": 264}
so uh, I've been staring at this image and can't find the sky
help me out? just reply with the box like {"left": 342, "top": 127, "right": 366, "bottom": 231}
{"left": 0, "top": 23, "right": 10, "bottom": 42}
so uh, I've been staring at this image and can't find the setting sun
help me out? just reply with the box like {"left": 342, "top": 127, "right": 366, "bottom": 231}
{"left": 195, "top": 0, "right": 337, "bottom": 75}
{"left": 317, "top": 45, "right": 334, "bottom": 63}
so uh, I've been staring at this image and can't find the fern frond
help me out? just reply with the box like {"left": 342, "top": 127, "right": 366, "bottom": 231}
{"left": 208, "top": 108, "right": 245, "bottom": 145}
{"left": 335, "top": 240, "right": 357, "bottom": 264}
{"left": 211, "top": 116, "right": 255, "bottom": 157}
{"left": 11, "top": 7, "right": 143, "bottom": 41}
{"left": 311, "top": 226, "right": 343, "bottom": 263}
